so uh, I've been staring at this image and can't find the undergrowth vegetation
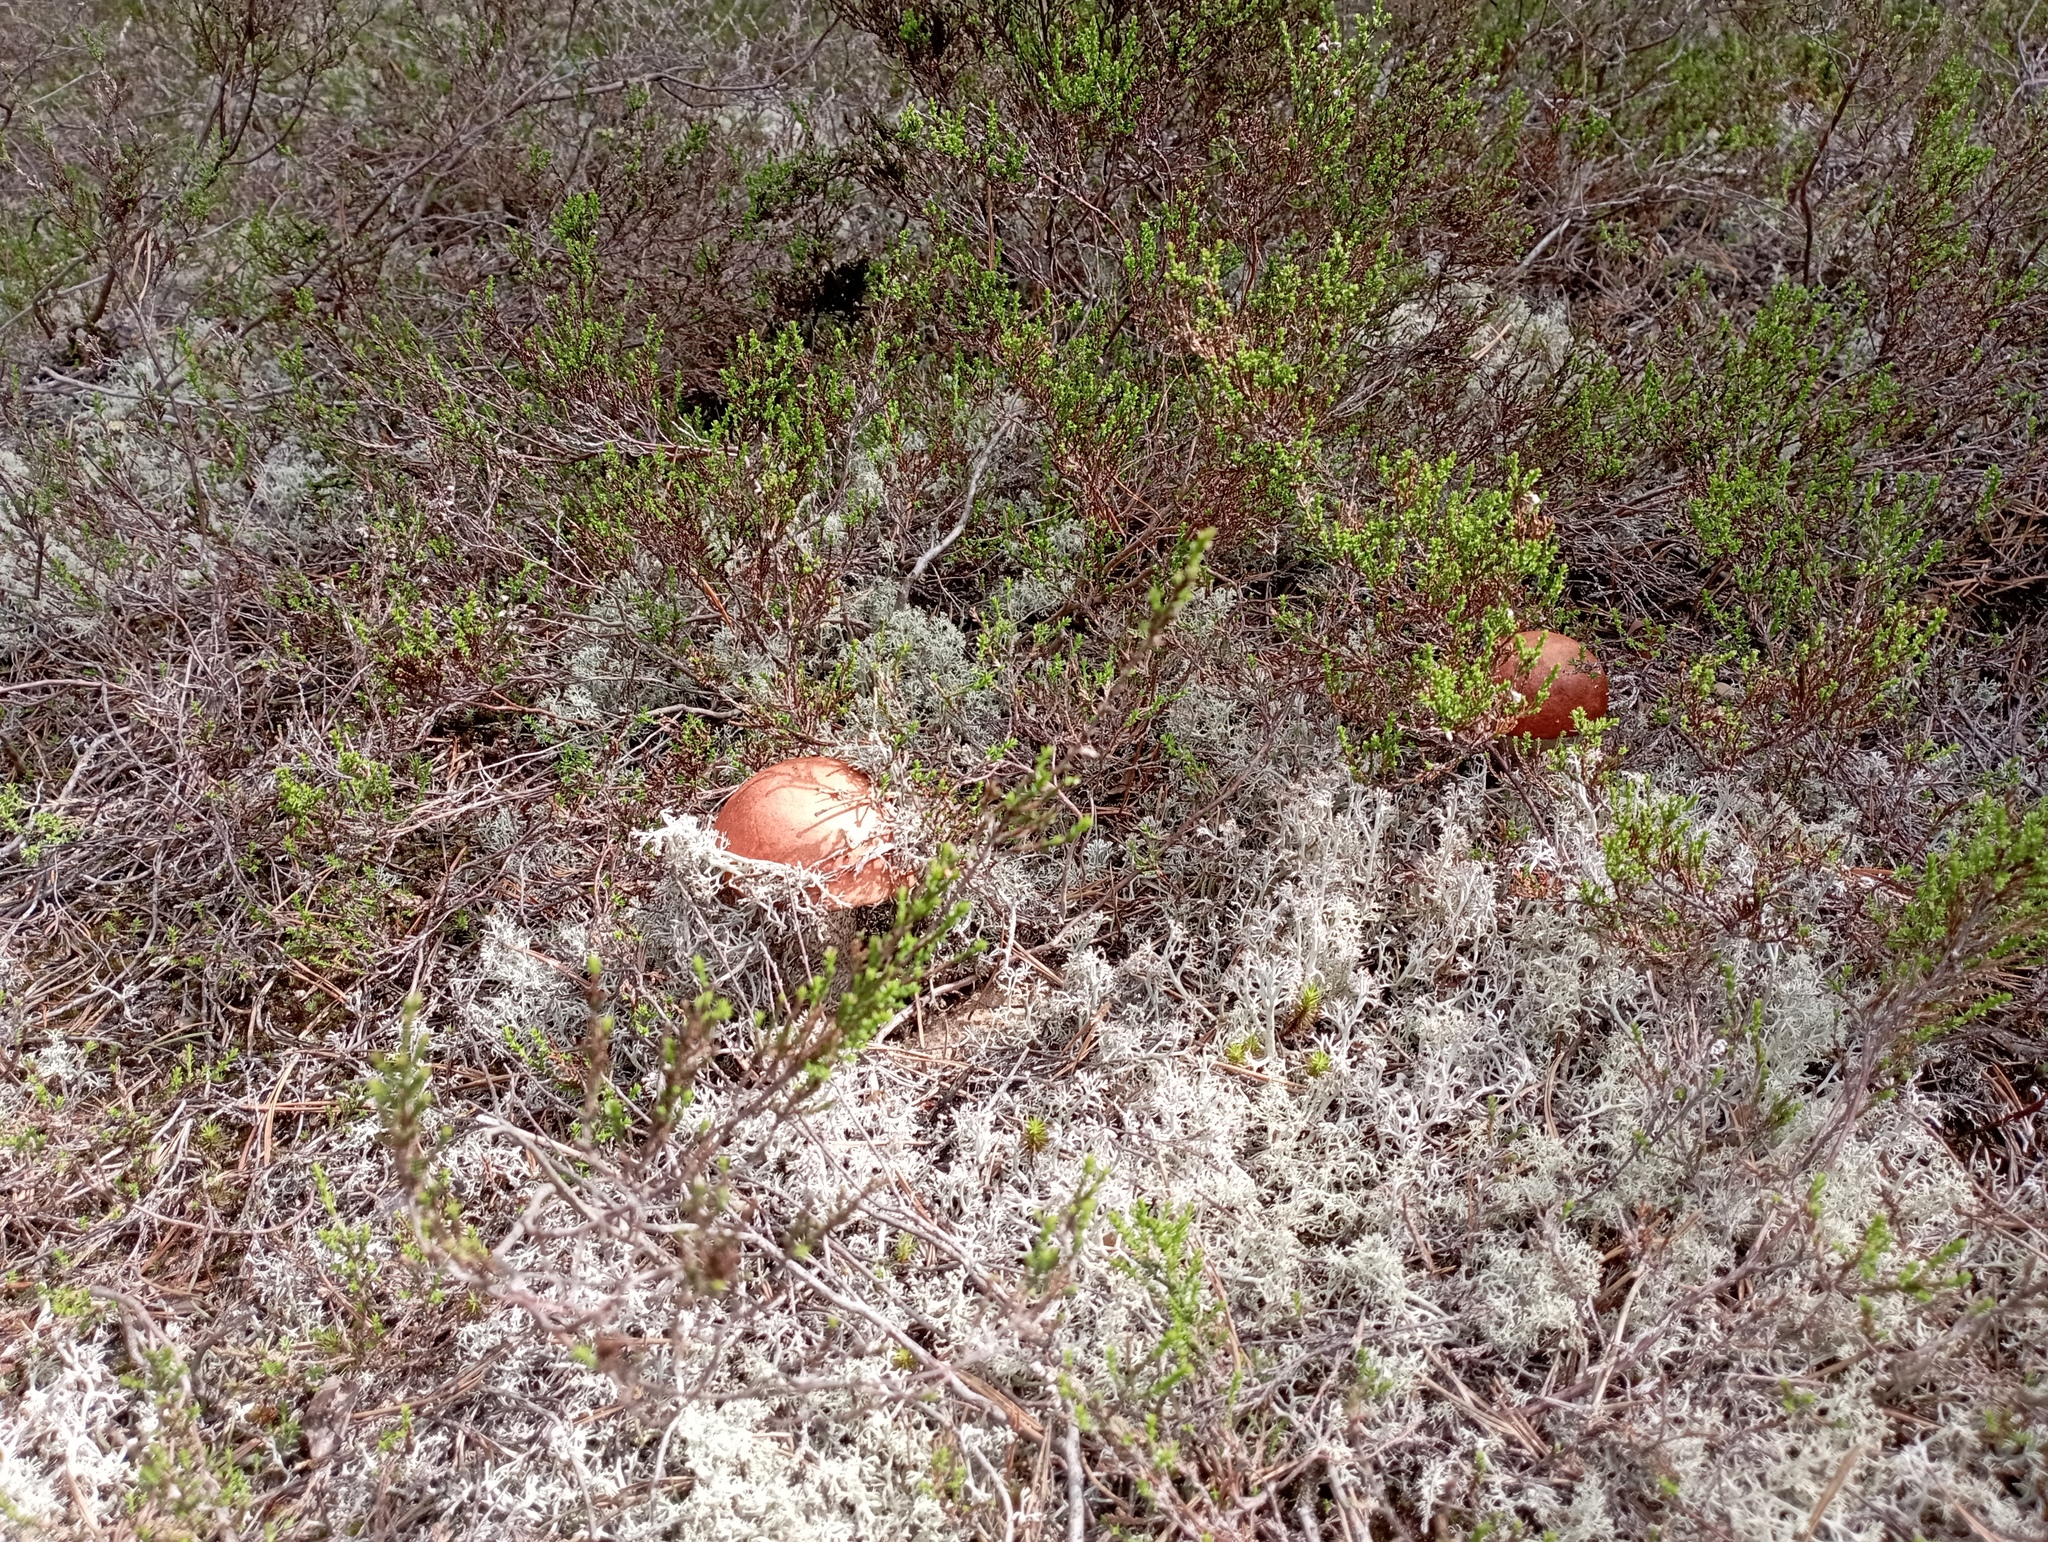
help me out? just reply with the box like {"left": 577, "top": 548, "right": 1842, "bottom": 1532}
{"left": 2, "top": 0, "right": 2046, "bottom": 1537}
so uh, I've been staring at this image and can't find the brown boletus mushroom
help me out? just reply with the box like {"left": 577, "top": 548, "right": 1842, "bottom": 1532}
{"left": 711, "top": 757, "right": 903, "bottom": 908}
{"left": 1493, "top": 630, "right": 1608, "bottom": 740}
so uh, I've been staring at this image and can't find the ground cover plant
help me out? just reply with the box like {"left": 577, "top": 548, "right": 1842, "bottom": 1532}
{"left": 2, "top": 0, "right": 2047, "bottom": 1536}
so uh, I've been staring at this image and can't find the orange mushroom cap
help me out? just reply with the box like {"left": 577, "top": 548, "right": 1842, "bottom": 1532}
{"left": 711, "top": 757, "right": 903, "bottom": 908}
{"left": 1492, "top": 630, "right": 1608, "bottom": 740}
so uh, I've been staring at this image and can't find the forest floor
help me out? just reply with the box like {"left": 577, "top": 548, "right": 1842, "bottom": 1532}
{"left": 2, "top": 2, "right": 2047, "bottom": 1538}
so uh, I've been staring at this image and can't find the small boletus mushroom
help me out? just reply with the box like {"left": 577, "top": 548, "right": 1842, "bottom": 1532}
{"left": 712, "top": 756, "right": 902, "bottom": 908}
{"left": 1493, "top": 630, "right": 1608, "bottom": 740}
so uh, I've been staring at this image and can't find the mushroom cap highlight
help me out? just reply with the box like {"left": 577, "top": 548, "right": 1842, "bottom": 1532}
{"left": 1492, "top": 630, "right": 1608, "bottom": 740}
{"left": 711, "top": 756, "right": 902, "bottom": 908}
